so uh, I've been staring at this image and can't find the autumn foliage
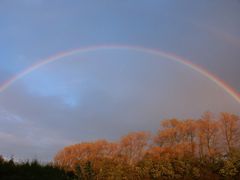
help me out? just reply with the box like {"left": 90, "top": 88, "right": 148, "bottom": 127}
{"left": 54, "top": 112, "right": 240, "bottom": 179}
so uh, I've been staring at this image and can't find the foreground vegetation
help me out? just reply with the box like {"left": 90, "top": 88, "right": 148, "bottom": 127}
{"left": 0, "top": 157, "right": 75, "bottom": 180}
{"left": 54, "top": 112, "right": 240, "bottom": 179}
{"left": 0, "top": 112, "right": 240, "bottom": 179}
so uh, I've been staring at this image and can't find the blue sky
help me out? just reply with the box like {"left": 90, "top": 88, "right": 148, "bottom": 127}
{"left": 0, "top": 0, "right": 240, "bottom": 161}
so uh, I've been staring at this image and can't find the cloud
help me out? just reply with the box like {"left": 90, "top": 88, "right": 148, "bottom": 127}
{"left": 0, "top": 51, "right": 239, "bottom": 161}
{"left": 0, "top": 0, "right": 239, "bottom": 161}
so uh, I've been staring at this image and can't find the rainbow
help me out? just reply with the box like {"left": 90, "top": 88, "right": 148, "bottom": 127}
{"left": 0, "top": 45, "right": 240, "bottom": 104}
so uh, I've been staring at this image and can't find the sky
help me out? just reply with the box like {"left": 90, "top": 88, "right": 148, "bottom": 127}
{"left": 0, "top": 0, "right": 240, "bottom": 161}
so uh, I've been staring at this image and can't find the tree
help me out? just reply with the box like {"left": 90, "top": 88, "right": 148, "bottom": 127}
{"left": 53, "top": 112, "right": 240, "bottom": 179}
{"left": 219, "top": 112, "right": 240, "bottom": 153}
{"left": 155, "top": 119, "right": 181, "bottom": 147}
{"left": 54, "top": 140, "right": 118, "bottom": 171}
{"left": 119, "top": 131, "right": 150, "bottom": 165}
{"left": 179, "top": 119, "right": 197, "bottom": 155}
{"left": 197, "top": 112, "right": 219, "bottom": 158}
{"left": 154, "top": 118, "right": 197, "bottom": 157}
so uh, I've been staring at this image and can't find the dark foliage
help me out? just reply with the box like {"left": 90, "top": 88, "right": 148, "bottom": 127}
{"left": 0, "top": 156, "right": 75, "bottom": 180}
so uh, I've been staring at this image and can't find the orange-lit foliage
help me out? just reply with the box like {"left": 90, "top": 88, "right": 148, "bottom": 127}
{"left": 54, "top": 112, "right": 240, "bottom": 179}
{"left": 54, "top": 140, "right": 118, "bottom": 171}
{"left": 220, "top": 112, "right": 240, "bottom": 153}
{"left": 197, "top": 112, "right": 219, "bottom": 157}
{"left": 154, "top": 118, "right": 197, "bottom": 157}
{"left": 119, "top": 131, "right": 150, "bottom": 164}
{"left": 155, "top": 119, "right": 181, "bottom": 147}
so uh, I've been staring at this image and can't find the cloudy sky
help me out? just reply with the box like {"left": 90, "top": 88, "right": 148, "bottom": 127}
{"left": 0, "top": 0, "right": 240, "bottom": 161}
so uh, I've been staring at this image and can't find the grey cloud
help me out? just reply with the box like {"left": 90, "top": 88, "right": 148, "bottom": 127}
{"left": 0, "top": 53, "right": 239, "bottom": 160}
{"left": 0, "top": 0, "right": 240, "bottom": 161}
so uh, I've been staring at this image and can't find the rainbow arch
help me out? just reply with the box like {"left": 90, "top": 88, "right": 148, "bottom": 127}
{"left": 0, "top": 45, "right": 240, "bottom": 104}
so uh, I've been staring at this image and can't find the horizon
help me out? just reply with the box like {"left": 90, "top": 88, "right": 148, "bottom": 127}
{"left": 0, "top": 0, "right": 240, "bottom": 161}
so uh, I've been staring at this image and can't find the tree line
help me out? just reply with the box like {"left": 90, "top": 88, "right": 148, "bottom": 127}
{"left": 0, "top": 156, "right": 75, "bottom": 180}
{"left": 0, "top": 112, "right": 239, "bottom": 179}
{"left": 54, "top": 112, "right": 240, "bottom": 179}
